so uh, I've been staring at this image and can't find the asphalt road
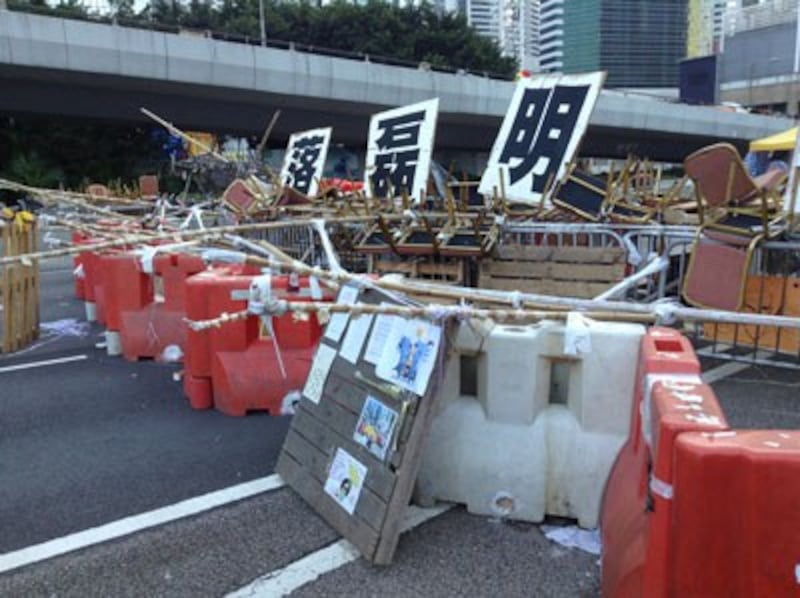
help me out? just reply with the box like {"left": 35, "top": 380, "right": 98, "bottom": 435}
{"left": 0, "top": 260, "right": 797, "bottom": 596}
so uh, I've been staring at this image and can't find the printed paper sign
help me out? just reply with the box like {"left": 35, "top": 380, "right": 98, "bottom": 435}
{"left": 324, "top": 285, "right": 360, "bottom": 343}
{"left": 340, "top": 313, "right": 373, "bottom": 364}
{"left": 280, "top": 127, "right": 332, "bottom": 197}
{"left": 353, "top": 395, "right": 399, "bottom": 461}
{"left": 364, "top": 304, "right": 397, "bottom": 364}
{"left": 479, "top": 72, "right": 605, "bottom": 206}
{"left": 375, "top": 318, "right": 441, "bottom": 396}
{"left": 324, "top": 447, "right": 367, "bottom": 515}
{"left": 302, "top": 343, "right": 338, "bottom": 404}
{"left": 364, "top": 98, "right": 439, "bottom": 201}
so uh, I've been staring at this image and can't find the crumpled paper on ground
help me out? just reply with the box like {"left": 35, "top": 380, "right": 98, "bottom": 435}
{"left": 540, "top": 524, "right": 602, "bottom": 555}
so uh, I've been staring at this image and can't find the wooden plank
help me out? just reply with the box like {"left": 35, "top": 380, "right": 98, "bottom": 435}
{"left": 281, "top": 427, "right": 387, "bottom": 533}
{"left": 293, "top": 400, "right": 396, "bottom": 500}
{"left": 276, "top": 284, "right": 447, "bottom": 564}
{"left": 415, "top": 261, "right": 462, "bottom": 279}
{"left": 483, "top": 259, "right": 624, "bottom": 282}
{"left": 374, "top": 260, "right": 416, "bottom": 275}
{"left": 275, "top": 451, "right": 380, "bottom": 556}
{"left": 479, "top": 275, "right": 612, "bottom": 298}
{"left": 495, "top": 244, "right": 626, "bottom": 264}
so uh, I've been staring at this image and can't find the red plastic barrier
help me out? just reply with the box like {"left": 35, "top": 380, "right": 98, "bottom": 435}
{"left": 115, "top": 253, "right": 206, "bottom": 361}
{"left": 601, "top": 328, "right": 800, "bottom": 597}
{"left": 183, "top": 269, "right": 332, "bottom": 415}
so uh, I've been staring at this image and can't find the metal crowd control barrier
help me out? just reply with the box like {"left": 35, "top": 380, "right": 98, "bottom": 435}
{"left": 684, "top": 237, "right": 800, "bottom": 371}
{"left": 498, "top": 222, "right": 800, "bottom": 370}
{"left": 238, "top": 221, "right": 370, "bottom": 273}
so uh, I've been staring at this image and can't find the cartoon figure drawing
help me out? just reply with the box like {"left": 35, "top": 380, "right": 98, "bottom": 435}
{"left": 392, "top": 326, "right": 435, "bottom": 384}
{"left": 324, "top": 448, "right": 367, "bottom": 515}
{"left": 336, "top": 477, "right": 352, "bottom": 500}
{"left": 354, "top": 396, "right": 398, "bottom": 460}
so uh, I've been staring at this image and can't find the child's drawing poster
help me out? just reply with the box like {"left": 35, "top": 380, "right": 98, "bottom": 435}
{"left": 324, "top": 448, "right": 367, "bottom": 515}
{"left": 353, "top": 395, "right": 399, "bottom": 461}
{"left": 375, "top": 318, "right": 441, "bottom": 396}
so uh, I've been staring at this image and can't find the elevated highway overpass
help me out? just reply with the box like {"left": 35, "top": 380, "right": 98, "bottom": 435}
{"left": 0, "top": 10, "right": 793, "bottom": 161}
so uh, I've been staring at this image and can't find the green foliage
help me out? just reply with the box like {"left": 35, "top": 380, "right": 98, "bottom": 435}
{"left": 0, "top": 117, "right": 164, "bottom": 189}
{"left": 1, "top": 153, "right": 64, "bottom": 188}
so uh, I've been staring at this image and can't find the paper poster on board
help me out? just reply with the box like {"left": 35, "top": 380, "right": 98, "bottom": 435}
{"left": 324, "top": 447, "right": 368, "bottom": 515}
{"left": 280, "top": 127, "right": 332, "bottom": 197}
{"left": 364, "top": 98, "right": 439, "bottom": 201}
{"left": 353, "top": 395, "right": 399, "bottom": 461}
{"left": 479, "top": 72, "right": 605, "bottom": 206}
{"left": 302, "top": 343, "right": 337, "bottom": 404}
{"left": 375, "top": 317, "right": 441, "bottom": 396}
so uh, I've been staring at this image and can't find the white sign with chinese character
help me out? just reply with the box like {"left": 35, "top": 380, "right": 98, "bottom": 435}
{"left": 479, "top": 72, "right": 605, "bottom": 206}
{"left": 364, "top": 98, "right": 439, "bottom": 201}
{"left": 280, "top": 127, "right": 333, "bottom": 197}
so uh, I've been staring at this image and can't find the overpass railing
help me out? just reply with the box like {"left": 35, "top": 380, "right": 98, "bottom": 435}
{"left": 3, "top": 5, "right": 514, "bottom": 81}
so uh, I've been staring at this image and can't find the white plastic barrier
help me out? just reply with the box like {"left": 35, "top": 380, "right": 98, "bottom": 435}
{"left": 415, "top": 318, "right": 644, "bottom": 528}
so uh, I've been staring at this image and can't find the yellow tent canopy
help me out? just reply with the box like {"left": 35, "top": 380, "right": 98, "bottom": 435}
{"left": 749, "top": 126, "right": 797, "bottom": 152}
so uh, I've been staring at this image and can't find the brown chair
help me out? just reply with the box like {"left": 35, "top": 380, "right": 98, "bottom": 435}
{"left": 138, "top": 175, "right": 160, "bottom": 200}
{"left": 86, "top": 183, "right": 110, "bottom": 198}
{"left": 683, "top": 143, "right": 784, "bottom": 236}
{"left": 681, "top": 143, "right": 785, "bottom": 310}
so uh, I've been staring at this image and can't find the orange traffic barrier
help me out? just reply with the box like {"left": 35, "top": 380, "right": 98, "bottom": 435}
{"left": 99, "top": 251, "right": 206, "bottom": 361}
{"left": 601, "top": 327, "right": 800, "bottom": 597}
{"left": 183, "top": 268, "right": 333, "bottom": 415}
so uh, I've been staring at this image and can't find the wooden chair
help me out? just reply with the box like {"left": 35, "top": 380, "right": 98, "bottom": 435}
{"left": 682, "top": 143, "right": 786, "bottom": 310}
{"left": 138, "top": 175, "right": 160, "bottom": 200}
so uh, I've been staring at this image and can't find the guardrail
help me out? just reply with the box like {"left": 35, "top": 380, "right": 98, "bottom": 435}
{"left": 3, "top": 5, "right": 514, "bottom": 82}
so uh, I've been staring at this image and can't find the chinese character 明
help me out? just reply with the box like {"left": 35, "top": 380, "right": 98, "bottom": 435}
{"left": 499, "top": 85, "right": 589, "bottom": 193}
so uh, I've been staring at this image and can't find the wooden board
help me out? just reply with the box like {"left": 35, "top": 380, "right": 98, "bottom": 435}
{"left": 373, "top": 257, "right": 464, "bottom": 285}
{"left": 1, "top": 220, "right": 40, "bottom": 354}
{"left": 276, "top": 285, "right": 448, "bottom": 564}
{"left": 480, "top": 243, "right": 627, "bottom": 299}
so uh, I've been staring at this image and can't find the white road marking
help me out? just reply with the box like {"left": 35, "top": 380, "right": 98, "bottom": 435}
{"left": 0, "top": 354, "right": 87, "bottom": 374}
{"left": 702, "top": 360, "right": 752, "bottom": 384}
{"left": 0, "top": 474, "right": 285, "bottom": 574}
{"left": 228, "top": 504, "right": 452, "bottom": 598}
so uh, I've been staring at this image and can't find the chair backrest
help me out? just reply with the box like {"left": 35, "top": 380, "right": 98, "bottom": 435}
{"left": 684, "top": 143, "right": 756, "bottom": 207}
{"left": 139, "top": 175, "right": 159, "bottom": 198}
{"left": 86, "top": 183, "right": 110, "bottom": 198}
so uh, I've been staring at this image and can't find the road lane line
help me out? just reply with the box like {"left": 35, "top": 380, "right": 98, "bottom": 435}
{"left": 0, "top": 354, "right": 87, "bottom": 374}
{"left": 0, "top": 474, "right": 285, "bottom": 574}
{"left": 702, "top": 360, "right": 752, "bottom": 384}
{"left": 228, "top": 504, "right": 452, "bottom": 598}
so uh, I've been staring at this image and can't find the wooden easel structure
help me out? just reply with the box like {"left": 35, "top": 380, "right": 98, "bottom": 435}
{"left": 1, "top": 214, "right": 39, "bottom": 353}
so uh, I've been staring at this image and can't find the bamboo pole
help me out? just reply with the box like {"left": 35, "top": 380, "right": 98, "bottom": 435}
{"left": 185, "top": 301, "right": 655, "bottom": 332}
{"left": 141, "top": 108, "right": 229, "bottom": 164}
{"left": 0, "top": 214, "right": 406, "bottom": 266}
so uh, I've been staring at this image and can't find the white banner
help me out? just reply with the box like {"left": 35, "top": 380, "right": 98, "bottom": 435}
{"left": 364, "top": 98, "right": 439, "bottom": 201}
{"left": 280, "top": 127, "right": 332, "bottom": 197}
{"left": 479, "top": 72, "right": 605, "bottom": 205}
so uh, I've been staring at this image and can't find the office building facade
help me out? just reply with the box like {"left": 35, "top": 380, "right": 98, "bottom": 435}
{"left": 540, "top": 0, "right": 689, "bottom": 88}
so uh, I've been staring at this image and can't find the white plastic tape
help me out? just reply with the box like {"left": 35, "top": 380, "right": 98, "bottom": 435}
{"left": 138, "top": 246, "right": 158, "bottom": 274}
{"left": 201, "top": 248, "right": 247, "bottom": 264}
{"left": 649, "top": 476, "right": 674, "bottom": 500}
{"left": 248, "top": 272, "right": 272, "bottom": 315}
{"left": 640, "top": 373, "right": 702, "bottom": 447}
{"left": 309, "top": 275, "right": 323, "bottom": 300}
{"left": 564, "top": 312, "right": 592, "bottom": 356}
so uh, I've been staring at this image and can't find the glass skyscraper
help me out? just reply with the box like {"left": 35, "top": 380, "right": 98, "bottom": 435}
{"left": 546, "top": 0, "right": 689, "bottom": 88}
